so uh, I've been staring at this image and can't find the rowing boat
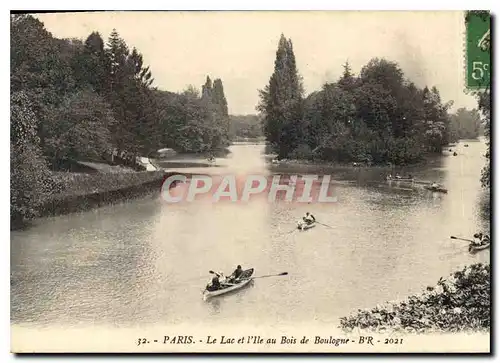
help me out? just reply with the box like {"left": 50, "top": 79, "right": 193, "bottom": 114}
{"left": 387, "top": 177, "right": 415, "bottom": 182}
{"left": 425, "top": 186, "right": 448, "bottom": 193}
{"left": 203, "top": 268, "right": 254, "bottom": 299}
{"left": 469, "top": 242, "right": 490, "bottom": 253}
{"left": 297, "top": 220, "right": 316, "bottom": 231}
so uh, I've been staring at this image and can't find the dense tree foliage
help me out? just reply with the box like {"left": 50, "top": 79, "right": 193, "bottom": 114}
{"left": 478, "top": 90, "right": 490, "bottom": 188}
{"left": 449, "top": 108, "right": 482, "bottom": 140}
{"left": 259, "top": 36, "right": 454, "bottom": 165}
{"left": 11, "top": 92, "right": 59, "bottom": 226}
{"left": 258, "top": 34, "right": 305, "bottom": 158}
{"left": 10, "top": 14, "right": 230, "bottom": 227}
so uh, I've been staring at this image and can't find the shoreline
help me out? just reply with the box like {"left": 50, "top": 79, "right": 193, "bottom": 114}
{"left": 267, "top": 157, "right": 431, "bottom": 170}
{"left": 11, "top": 171, "right": 196, "bottom": 231}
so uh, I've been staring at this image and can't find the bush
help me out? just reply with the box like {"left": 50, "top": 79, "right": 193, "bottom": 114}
{"left": 11, "top": 92, "right": 58, "bottom": 228}
{"left": 289, "top": 144, "right": 314, "bottom": 160}
{"left": 339, "top": 263, "right": 490, "bottom": 333}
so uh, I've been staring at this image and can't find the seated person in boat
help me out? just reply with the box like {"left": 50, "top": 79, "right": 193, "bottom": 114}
{"left": 472, "top": 233, "right": 489, "bottom": 246}
{"left": 206, "top": 276, "right": 221, "bottom": 291}
{"left": 395, "top": 173, "right": 401, "bottom": 179}
{"left": 480, "top": 233, "right": 490, "bottom": 245}
{"left": 431, "top": 182, "right": 439, "bottom": 189}
{"left": 387, "top": 174, "right": 392, "bottom": 180}
{"left": 217, "top": 272, "right": 228, "bottom": 284}
{"left": 232, "top": 265, "right": 243, "bottom": 279}
{"left": 228, "top": 265, "right": 244, "bottom": 283}
{"left": 473, "top": 233, "right": 482, "bottom": 246}
{"left": 303, "top": 212, "right": 316, "bottom": 225}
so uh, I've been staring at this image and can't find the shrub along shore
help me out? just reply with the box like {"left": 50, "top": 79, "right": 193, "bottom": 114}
{"left": 339, "top": 263, "right": 490, "bottom": 334}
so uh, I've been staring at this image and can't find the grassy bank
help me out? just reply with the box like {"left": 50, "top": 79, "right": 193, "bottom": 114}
{"left": 12, "top": 170, "right": 174, "bottom": 230}
{"left": 339, "top": 263, "right": 490, "bottom": 334}
{"left": 50, "top": 170, "right": 167, "bottom": 199}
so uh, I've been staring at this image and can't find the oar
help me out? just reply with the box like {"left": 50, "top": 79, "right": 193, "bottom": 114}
{"left": 450, "top": 236, "right": 475, "bottom": 243}
{"left": 317, "top": 222, "right": 333, "bottom": 229}
{"left": 209, "top": 270, "right": 222, "bottom": 277}
{"left": 251, "top": 272, "right": 288, "bottom": 279}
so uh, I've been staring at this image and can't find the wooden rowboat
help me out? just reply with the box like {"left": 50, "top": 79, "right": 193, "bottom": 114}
{"left": 425, "top": 186, "right": 448, "bottom": 193}
{"left": 469, "top": 242, "right": 490, "bottom": 253}
{"left": 203, "top": 268, "right": 254, "bottom": 299}
{"left": 386, "top": 177, "right": 415, "bottom": 182}
{"left": 297, "top": 220, "right": 316, "bottom": 231}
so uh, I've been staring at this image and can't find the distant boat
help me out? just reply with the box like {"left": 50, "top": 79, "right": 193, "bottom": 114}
{"left": 469, "top": 242, "right": 490, "bottom": 253}
{"left": 297, "top": 220, "right": 316, "bottom": 231}
{"left": 386, "top": 175, "right": 415, "bottom": 182}
{"left": 425, "top": 185, "right": 448, "bottom": 194}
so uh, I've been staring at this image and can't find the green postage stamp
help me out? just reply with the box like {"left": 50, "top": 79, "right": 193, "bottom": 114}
{"left": 466, "top": 11, "right": 491, "bottom": 90}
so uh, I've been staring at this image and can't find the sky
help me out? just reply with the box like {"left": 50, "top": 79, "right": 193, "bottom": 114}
{"left": 36, "top": 11, "right": 478, "bottom": 115}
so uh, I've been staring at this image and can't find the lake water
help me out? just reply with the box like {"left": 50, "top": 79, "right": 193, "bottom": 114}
{"left": 11, "top": 140, "right": 490, "bottom": 351}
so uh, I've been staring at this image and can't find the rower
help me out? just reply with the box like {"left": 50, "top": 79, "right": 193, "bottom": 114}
{"left": 217, "top": 271, "right": 227, "bottom": 284}
{"left": 207, "top": 276, "right": 221, "bottom": 291}
{"left": 303, "top": 212, "right": 316, "bottom": 225}
{"left": 231, "top": 265, "right": 243, "bottom": 279}
{"left": 228, "top": 265, "right": 244, "bottom": 283}
{"left": 473, "top": 233, "right": 483, "bottom": 246}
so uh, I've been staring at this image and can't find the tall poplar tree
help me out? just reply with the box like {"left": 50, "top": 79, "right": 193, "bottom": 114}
{"left": 258, "top": 34, "right": 305, "bottom": 158}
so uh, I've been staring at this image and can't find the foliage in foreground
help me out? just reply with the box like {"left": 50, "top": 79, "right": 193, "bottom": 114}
{"left": 10, "top": 92, "right": 60, "bottom": 226}
{"left": 339, "top": 263, "right": 490, "bottom": 333}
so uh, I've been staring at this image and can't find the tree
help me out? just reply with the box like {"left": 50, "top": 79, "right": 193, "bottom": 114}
{"left": 11, "top": 92, "right": 57, "bottom": 227}
{"left": 338, "top": 61, "right": 356, "bottom": 91}
{"left": 478, "top": 90, "right": 490, "bottom": 188}
{"left": 298, "top": 57, "right": 454, "bottom": 165}
{"left": 422, "top": 87, "right": 452, "bottom": 152}
{"left": 73, "top": 31, "right": 109, "bottom": 94}
{"left": 11, "top": 14, "right": 77, "bottom": 151}
{"left": 44, "top": 89, "right": 117, "bottom": 163}
{"left": 450, "top": 107, "right": 482, "bottom": 140}
{"left": 258, "top": 34, "right": 305, "bottom": 158}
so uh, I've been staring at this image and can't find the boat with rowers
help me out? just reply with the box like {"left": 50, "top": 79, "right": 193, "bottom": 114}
{"left": 386, "top": 174, "right": 415, "bottom": 182}
{"left": 425, "top": 184, "right": 448, "bottom": 193}
{"left": 297, "top": 220, "right": 316, "bottom": 231}
{"left": 468, "top": 233, "right": 490, "bottom": 253}
{"left": 469, "top": 242, "right": 490, "bottom": 253}
{"left": 203, "top": 268, "right": 254, "bottom": 299}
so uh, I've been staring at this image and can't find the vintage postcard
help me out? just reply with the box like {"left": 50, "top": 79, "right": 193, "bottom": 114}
{"left": 10, "top": 10, "right": 491, "bottom": 353}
